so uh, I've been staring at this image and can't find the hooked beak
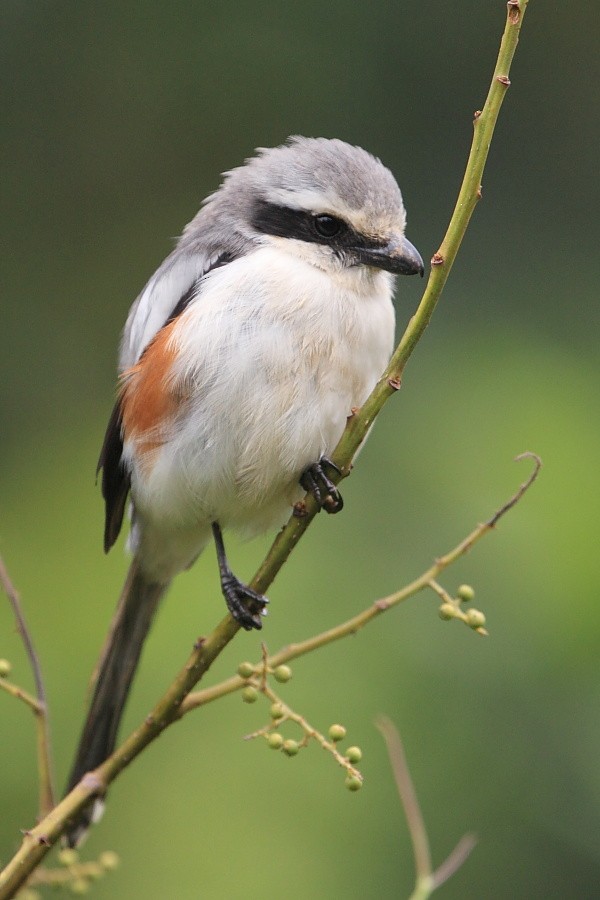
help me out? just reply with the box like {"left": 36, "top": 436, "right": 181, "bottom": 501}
{"left": 355, "top": 235, "right": 425, "bottom": 277}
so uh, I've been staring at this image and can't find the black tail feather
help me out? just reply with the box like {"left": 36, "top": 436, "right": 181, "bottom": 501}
{"left": 64, "top": 562, "right": 167, "bottom": 846}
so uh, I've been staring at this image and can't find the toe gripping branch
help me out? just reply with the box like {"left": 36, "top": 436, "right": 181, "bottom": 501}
{"left": 212, "top": 522, "right": 267, "bottom": 631}
{"left": 211, "top": 456, "right": 343, "bottom": 631}
{"left": 300, "top": 456, "right": 344, "bottom": 514}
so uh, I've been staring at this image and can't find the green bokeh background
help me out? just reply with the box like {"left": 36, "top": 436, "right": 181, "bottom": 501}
{"left": 1, "top": 2, "right": 598, "bottom": 897}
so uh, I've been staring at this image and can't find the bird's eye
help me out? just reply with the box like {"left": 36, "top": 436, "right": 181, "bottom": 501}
{"left": 313, "top": 214, "right": 344, "bottom": 238}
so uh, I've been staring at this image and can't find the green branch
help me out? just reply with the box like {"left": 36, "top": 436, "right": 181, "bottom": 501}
{"left": 181, "top": 453, "right": 540, "bottom": 713}
{"left": 251, "top": 0, "right": 530, "bottom": 591}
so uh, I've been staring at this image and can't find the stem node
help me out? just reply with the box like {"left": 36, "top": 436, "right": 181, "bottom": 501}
{"left": 507, "top": 0, "right": 521, "bottom": 24}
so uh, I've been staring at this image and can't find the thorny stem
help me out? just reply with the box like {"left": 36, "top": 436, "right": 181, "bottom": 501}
{"left": 0, "top": 4, "right": 531, "bottom": 895}
{"left": 0, "top": 556, "right": 55, "bottom": 819}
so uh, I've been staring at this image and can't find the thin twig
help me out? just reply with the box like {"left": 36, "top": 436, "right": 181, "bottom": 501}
{"left": 376, "top": 715, "right": 477, "bottom": 899}
{"left": 0, "top": 557, "right": 46, "bottom": 709}
{"left": 0, "top": 677, "right": 42, "bottom": 713}
{"left": 0, "top": 555, "right": 55, "bottom": 817}
{"left": 243, "top": 677, "right": 363, "bottom": 782}
{"left": 430, "top": 833, "right": 478, "bottom": 890}
{"left": 487, "top": 452, "right": 541, "bottom": 527}
{"left": 376, "top": 715, "right": 432, "bottom": 884}
{"left": 182, "top": 453, "right": 539, "bottom": 711}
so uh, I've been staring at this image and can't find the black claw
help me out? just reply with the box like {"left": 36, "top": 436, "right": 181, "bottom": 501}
{"left": 300, "top": 456, "right": 344, "bottom": 514}
{"left": 212, "top": 521, "right": 268, "bottom": 631}
{"left": 221, "top": 574, "right": 268, "bottom": 631}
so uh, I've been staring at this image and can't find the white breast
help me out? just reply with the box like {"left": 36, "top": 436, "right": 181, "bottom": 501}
{"left": 131, "top": 245, "right": 395, "bottom": 544}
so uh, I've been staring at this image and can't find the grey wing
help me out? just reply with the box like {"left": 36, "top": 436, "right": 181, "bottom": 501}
{"left": 119, "top": 246, "right": 218, "bottom": 371}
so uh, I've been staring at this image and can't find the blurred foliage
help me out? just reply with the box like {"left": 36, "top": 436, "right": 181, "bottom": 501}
{"left": 1, "top": 2, "right": 598, "bottom": 898}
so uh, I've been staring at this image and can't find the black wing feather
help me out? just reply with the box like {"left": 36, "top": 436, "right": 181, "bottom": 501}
{"left": 97, "top": 401, "right": 129, "bottom": 553}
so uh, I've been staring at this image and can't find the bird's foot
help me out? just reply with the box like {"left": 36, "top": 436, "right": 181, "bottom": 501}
{"left": 300, "top": 456, "right": 344, "bottom": 514}
{"left": 221, "top": 573, "right": 268, "bottom": 631}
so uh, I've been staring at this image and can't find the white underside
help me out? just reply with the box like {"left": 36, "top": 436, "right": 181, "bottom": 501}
{"left": 123, "top": 243, "right": 396, "bottom": 582}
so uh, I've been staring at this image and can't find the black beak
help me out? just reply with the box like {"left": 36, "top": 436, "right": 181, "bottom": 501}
{"left": 355, "top": 236, "right": 425, "bottom": 277}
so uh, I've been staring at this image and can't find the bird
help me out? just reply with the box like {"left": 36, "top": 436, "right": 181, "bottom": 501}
{"left": 64, "top": 136, "right": 424, "bottom": 844}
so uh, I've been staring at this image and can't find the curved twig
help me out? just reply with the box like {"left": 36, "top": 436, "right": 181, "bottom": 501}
{"left": 0, "top": 556, "right": 55, "bottom": 818}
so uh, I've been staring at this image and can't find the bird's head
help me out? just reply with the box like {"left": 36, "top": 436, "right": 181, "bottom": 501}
{"left": 203, "top": 136, "right": 424, "bottom": 282}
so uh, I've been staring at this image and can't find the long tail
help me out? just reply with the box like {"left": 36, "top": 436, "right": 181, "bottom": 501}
{"left": 65, "top": 561, "right": 168, "bottom": 846}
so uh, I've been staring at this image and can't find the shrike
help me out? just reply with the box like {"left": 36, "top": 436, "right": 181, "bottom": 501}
{"left": 65, "top": 137, "right": 423, "bottom": 843}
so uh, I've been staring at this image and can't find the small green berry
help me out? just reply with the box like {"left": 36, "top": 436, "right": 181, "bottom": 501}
{"left": 273, "top": 664, "right": 292, "bottom": 683}
{"left": 267, "top": 732, "right": 284, "bottom": 750}
{"left": 58, "top": 847, "right": 79, "bottom": 867}
{"left": 438, "top": 603, "right": 456, "bottom": 621}
{"left": 85, "top": 863, "right": 104, "bottom": 880}
{"left": 282, "top": 739, "right": 299, "bottom": 757}
{"left": 270, "top": 702, "right": 284, "bottom": 720}
{"left": 457, "top": 584, "right": 475, "bottom": 603}
{"left": 328, "top": 724, "right": 346, "bottom": 742}
{"left": 242, "top": 686, "right": 259, "bottom": 703}
{"left": 465, "top": 608, "right": 486, "bottom": 629}
{"left": 345, "top": 774, "right": 363, "bottom": 792}
{"left": 0, "top": 658, "right": 12, "bottom": 677}
{"left": 99, "top": 851, "right": 120, "bottom": 871}
{"left": 69, "top": 878, "right": 90, "bottom": 895}
{"left": 237, "top": 661, "right": 255, "bottom": 679}
{"left": 345, "top": 746, "right": 362, "bottom": 764}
